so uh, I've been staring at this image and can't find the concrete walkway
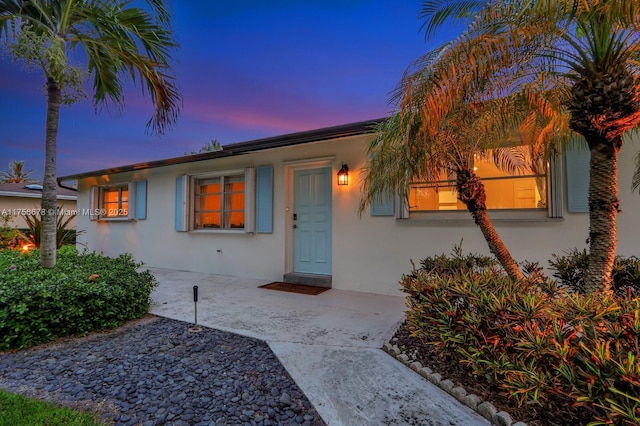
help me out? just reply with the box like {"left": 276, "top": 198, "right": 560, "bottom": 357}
{"left": 149, "top": 268, "right": 489, "bottom": 426}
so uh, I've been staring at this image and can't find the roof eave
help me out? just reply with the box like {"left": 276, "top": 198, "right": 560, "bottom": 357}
{"left": 58, "top": 118, "right": 385, "bottom": 182}
{"left": 0, "top": 191, "right": 77, "bottom": 200}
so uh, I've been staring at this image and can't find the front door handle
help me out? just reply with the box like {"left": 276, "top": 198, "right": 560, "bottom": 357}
{"left": 293, "top": 224, "right": 297, "bottom": 229}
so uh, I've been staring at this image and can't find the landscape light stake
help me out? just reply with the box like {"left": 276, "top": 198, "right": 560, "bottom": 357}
{"left": 188, "top": 285, "right": 203, "bottom": 333}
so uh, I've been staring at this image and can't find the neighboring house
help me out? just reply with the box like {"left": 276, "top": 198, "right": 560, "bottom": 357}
{"left": 0, "top": 183, "right": 77, "bottom": 228}
{"left": 58, "top": 119, "right": 640, "bottom": 296}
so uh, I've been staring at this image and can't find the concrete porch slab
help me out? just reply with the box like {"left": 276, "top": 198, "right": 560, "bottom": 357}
{"left": 149, "top": 267, "right": 489, "bottom": 426}
{"left": 149, "top": 267, "right": 405, "bottom": 348}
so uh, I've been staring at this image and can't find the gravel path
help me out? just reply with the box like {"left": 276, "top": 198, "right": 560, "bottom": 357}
{"left": 0, "top": 315, "right": 325, "bottom": 426}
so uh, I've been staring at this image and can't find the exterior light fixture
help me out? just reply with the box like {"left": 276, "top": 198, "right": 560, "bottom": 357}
{"left": 337, "top": 163, "right": 349, "bottom": 186}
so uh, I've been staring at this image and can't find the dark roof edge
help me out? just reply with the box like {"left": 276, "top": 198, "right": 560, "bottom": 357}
{"left": 58, "top": 117, "right": 386, "bottom": 182}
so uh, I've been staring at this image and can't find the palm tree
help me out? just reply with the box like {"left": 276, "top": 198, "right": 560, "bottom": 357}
{"left": 0, "top": 160, "right": 36, "bottom": 183}
{"left": 397, "top": 0, "right": 640, "bottom": 294}
{"left": 0, "top": 0, "right": 181, "bottom": 267}
{"left": 360, "top": 92, "right": 565, "bottom": 280}
{"left": 184, "top": 138, "right": 223, "bottom": 155}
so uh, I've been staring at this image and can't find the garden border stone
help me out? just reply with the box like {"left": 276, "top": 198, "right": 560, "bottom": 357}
{"left": 382, "top": 342, "right": 526, "bottom": 426}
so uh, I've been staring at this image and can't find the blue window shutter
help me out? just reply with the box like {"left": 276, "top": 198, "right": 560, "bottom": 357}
{"left": 255, "top": 165, "right": 273, "bottom": 233}
{"left": 89, "top": 186, "right": 99, "bottom": 221}
{"left": 565, "top": 143, "right": 590, "bottom": 213}
{"left": 175, "top": 175, "right": 188, "bottom": 231}
{"left": 135, "top": 180, "right": 147, "bottom": 220}
{"left": 371, "top": 192, "right": 395, "bottom": 216}
{"left": 127, "top": 182, "right": 137, "bottom": 219}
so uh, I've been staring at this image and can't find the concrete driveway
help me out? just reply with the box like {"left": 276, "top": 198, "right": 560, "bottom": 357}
{"left": 149, "top": 268, "right": 489, "bottom": 426}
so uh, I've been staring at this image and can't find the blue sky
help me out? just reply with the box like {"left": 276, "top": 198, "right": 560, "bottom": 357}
{"left": 0, "top": 1, "right": 453, "bottom": 180}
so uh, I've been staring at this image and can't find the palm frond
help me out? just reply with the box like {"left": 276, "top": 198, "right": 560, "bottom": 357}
{"left": 418, "top": 0, "right": 484, "bottom": 39}
{"left": 491, "top": 146, "right": 530, "bottom": 175}
{"left": 1, "top": 0, "right": 181, "bottom": 136}
{"left": 68, "top": 0, "right": 181, "bottom": 135}
{"left": 0, "top": 160, "right": 36, "bottom": 183}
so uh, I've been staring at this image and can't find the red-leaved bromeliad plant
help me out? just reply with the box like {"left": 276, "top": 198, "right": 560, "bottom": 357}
{"left": 401, "top": 248, "right": 640, "bottom": 425}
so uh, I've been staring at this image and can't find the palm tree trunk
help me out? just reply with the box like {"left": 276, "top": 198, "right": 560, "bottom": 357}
{"left": 41, "top": 77, "right": 60, "bottom": 268}
{"left": 457, "top": 169, "right": 524, "bottom": 281}
{"left": 584, "top": 137, "right": 621, "bottom": 295}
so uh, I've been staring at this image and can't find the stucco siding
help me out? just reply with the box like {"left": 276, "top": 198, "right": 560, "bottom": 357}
{"left": 75, "top": 133, "right": 640, "bottom": 296}
{"left": 1, "top": 197, "right": 77, "bottom": 228}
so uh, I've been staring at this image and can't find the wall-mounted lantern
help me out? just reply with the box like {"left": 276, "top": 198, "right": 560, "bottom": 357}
{"left": 337, "top": 163, "right": 349, "bottom": 186}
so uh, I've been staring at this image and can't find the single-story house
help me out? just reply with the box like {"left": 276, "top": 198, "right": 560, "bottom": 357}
{"left": 0, "top": 182, "right": 77, "bottom": 228}
{"left": 58, "top": 118, "right": 640, "bottom": 296}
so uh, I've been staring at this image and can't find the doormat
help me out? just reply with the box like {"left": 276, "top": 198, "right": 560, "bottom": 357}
{"left": 258, "top": 282, "right": 329, "bottom": 295}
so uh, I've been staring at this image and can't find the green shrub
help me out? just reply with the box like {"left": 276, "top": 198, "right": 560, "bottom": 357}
{"left": 401, "top": 249, "right": 640, "bottom": 425}
{"left": 23, "top": 210, "right": 82, "bottom": 248}
{"left": 550, "top": 248, "right": 640, "bottom": 297}
{"left": 418, "top": 241, "right": 500, "bottom": 275}
{"left": 0, "top": 246, "right": 158, "bottom": 350}
{"left": 0, "top": 211, "right": 27, "bottom": 250}
{"left": 0, "top": 227, "right": 28, "bottom": 250}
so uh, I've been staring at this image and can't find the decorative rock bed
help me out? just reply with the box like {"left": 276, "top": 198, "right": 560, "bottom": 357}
{"left": 0, "top": 316, "right": 324, "bottom": 425}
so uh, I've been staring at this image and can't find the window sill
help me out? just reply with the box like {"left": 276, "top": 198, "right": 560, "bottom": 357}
{"left": 190, "top": 229, "right": 246, "bottom": 234}
{"left": 98, "top": 217, "right": 135, "bottom": 222}
{"left": 399, "top": 209, "right": 564, "bottom": 224}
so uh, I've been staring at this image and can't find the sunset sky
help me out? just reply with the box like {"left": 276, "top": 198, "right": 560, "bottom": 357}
{"left": 0, "top": 1, "right": 456, "bottom": 180}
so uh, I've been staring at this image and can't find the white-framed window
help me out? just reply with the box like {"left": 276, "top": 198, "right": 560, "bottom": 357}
{"left": 373, "top": 146, "right": 565, "bottom": 221}
{"left": 101, "top": 184, "right": 130, "bottom": 218}
{"left": 409, "top": 149, "right": 548, "bottom": 212}
{"left": 175, "top": 166, "right": 276, "bottom": 234}
{"left": 193, "top": 173, "right": 246, "bottom": 230}
{"left": 89, "top": 181, "right": 147, "bottom": 221}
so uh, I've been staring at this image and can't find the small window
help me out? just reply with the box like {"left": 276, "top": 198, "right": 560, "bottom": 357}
{"left": 176, "top": 167, "right": 272, "bottom": 234}
{"left": 89, "top": 181, "right": 147, "bottom": 221}
{"left": 409, "top": 148, "right": 547, "bottom": 212}
{"left": 193, "top": 173, "right": 246, "bottom": 230}
{"left": 101, "top": 185, "right": 129, "bottom": 218}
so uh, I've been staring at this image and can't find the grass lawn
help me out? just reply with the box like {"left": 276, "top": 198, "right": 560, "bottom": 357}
{"left": 0, "top": 389, "right": 103, "bottom": 425}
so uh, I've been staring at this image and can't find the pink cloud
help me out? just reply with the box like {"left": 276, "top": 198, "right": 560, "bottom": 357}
{"left": 182, "top": 91, "right": 385, "bottom": 139}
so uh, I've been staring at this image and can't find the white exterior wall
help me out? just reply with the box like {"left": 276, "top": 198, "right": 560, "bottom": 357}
{"left": 75, "top": 134, "right": 640, "bottom": 296}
